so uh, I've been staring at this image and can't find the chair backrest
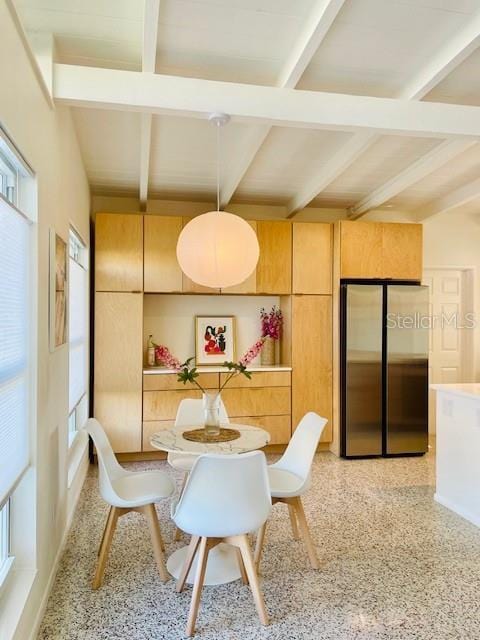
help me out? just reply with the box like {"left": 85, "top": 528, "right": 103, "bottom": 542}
{"left": 276, "top": 412, "right": 328, "bottom": 483}
{"left": 83, "top": 418, "right": 125, "bottom": 504}
{"left": 173, "top": 451, "right": 271, "bottom": 538}
{"left": 174, "top": 397, "right": 229, "bottom": 427}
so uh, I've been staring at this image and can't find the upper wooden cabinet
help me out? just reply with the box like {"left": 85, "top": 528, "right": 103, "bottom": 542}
{"left": 339, "top": 221, "right": 422, "bottom": 281}
{"left": 381, "top": 223, "right": 423, "bottom": 280}
{"left": 339, "top": 221, "right": 383, "bottom": 279}
{"left": 293, "top": 222, "right": 332, "bottom": 294}
{"left": 95, "top": 213, "right": 143, "bottom": 292}
{"left": 256, "top": 221, "right": 292, "bottom": 294}
{"left": 144, "top": 215, "right": 183, "bottom": 292}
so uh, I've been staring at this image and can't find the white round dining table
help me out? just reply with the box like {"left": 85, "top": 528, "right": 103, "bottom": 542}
{"left": 150, "top": 422, "right": 270, "bottom": 586}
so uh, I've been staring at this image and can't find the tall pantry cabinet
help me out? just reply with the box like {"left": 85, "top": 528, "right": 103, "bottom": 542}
{"left": 94, "top": 214, "right": 144, "bottom": 452}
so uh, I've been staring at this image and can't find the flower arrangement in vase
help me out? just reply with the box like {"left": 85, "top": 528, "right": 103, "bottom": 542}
{"left": 153, "top": 338, "right": 266, "bottom": 435}
{"left": 260, "top": 306, "right": 283, "bottom": 366}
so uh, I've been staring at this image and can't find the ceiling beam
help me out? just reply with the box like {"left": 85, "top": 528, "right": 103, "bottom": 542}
{"left": 139, "top": 0, "right": 160, "bottom": 209}
{"left": 415, "top": 175, "right": 480, "bottom": 222}
{"left": 348, "top": 139, "right": 477, "bottom": 219}
{"left": 286, "top": 12, "right": 480, "bottom": 216}
{"left": 220, "top": 0, "right": 347, "bottom": 206}
{"left": 53, "top": 64, "right": 480, "bottom": 138}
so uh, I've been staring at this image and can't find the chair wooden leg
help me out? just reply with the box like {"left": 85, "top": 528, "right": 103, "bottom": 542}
{"left": 143, "top": 503, "right": 169, "bottom": 582}
{"left": 288, "top": 504, "right": 300, "bottom": 540}
{"left": 97, "top": 506, "right": 113, "bottom": 556}
{"left": 186, "top": 536, "right": 210, "bottom": 637}
{"left": 235, "top": 547, "right": 249, "bottom": 585}
{"left": 253, "top": 521, "right": 267, "bottom": 573}
{"left": 235, "top": 535, "right": 269, "bottom": 626}
{"left": 93, "top": 506, "right": 120, "bottom": 589}
{"left": 174, "top": 472, "right": 189, "bottom": 542}
{"left": 176, "top": 535, "right": 201, "bottom": 593}
{"left": 291, "top": 496, "right": 320, "bottom": 569}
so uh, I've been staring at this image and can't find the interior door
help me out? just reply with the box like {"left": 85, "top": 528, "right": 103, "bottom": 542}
{"left": 343, "top": 284, "right": 383, "bottom": 457}
{"left": 423, "top": 269, "right": 469, "bottom": 435}
{"left": 386, "top": 285, "right": 429, "bottom": 455}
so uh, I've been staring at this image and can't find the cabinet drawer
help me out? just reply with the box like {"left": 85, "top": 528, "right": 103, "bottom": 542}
{"left": 142, "top": 420, "right": 175, "bottom": 452}
{"left": 220, "top": 371, "right": 291, "bottom": 389}
{"left": 143, "top": 389, "right": 208, "bottom": 421}
{"left": 240, "top": 415, "right": 291, "bottom": 445}
{"left": 143, "top": 373, "right": 219, "bottom": 392}
{"left": 222, "top": 387, "right": 291, "bottom": 417}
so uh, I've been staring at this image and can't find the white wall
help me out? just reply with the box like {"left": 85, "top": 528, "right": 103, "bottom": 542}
{"left": 422, "top": 210, "right": 480, "bottom": 378}
{"left": 0, "top": 3, "right": 90, "bottom": 639}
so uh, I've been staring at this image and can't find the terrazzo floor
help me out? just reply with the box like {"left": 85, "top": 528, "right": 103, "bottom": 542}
{"left": 38, "top": 451, "right": 480, "bottom": 640}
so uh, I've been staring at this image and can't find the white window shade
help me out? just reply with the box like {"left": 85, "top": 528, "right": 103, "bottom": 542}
{"left": 0, "top": 197, "right": 30, "bottom": 507}
{"left": 68, "top": 256, "right": 87, "bottom": 413}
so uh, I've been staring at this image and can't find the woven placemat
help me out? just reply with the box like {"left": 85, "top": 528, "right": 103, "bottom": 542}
{"left": 183, "top": 427, "right": 241, "bottom": 443}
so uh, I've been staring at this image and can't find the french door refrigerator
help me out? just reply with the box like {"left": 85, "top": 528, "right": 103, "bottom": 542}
{"left": 340, "top": 280, "right": 429, "bottom": 458}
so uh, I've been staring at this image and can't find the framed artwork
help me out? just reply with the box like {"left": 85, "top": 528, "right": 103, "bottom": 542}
{"left": 49, "top": 229, "right": 68, "bottom": 351}
{"left": 195, "top": 316, "right": 236, "bottom": 365}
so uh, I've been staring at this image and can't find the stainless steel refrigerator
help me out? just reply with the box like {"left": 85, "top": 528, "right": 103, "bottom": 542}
{"left": 340, "top": 280, "right": 429, "bottom": 458}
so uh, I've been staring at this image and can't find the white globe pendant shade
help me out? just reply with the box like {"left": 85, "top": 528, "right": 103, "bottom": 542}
{"left": 176, "top": 210, "right": 260, "bottom": 289}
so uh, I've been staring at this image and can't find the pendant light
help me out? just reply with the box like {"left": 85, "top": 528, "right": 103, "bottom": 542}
{"left": 176, "top": 113, "right": 260, "bottom": 289}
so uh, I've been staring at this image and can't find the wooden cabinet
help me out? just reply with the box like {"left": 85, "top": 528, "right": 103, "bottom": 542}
{"left": 95, "top": 213, "right": 143, "bottom": 291}
{"left": 339, "top": 221, "right": 423, "bottom": 280}
{"left": 219, "top": 370, "right": 290, "bottom": 388}
{"left": 293, "top": 223, "right": 332, "bottom": 294}
{"left": 143, "top": 372, "right": 219, "bottom": 391}
{"left": 339, "top": 221, "right": 383, "bottom": 279}
{"left": 292, "top": 295, "right": 332, "bottom": 442}
{"left": 94, "top": 293, "right": 143, "bottom": 452}
{"left": 381, "top": 223, "right": 422, "bottom": 280}
{"left": 144, "top": 215, "right": 183, "bottom": 292}
{"left": 222, "top": 387, "right": 291, "bottom": 418}
{"left": 256, "top": 221, "right": 292, "bottom": 294}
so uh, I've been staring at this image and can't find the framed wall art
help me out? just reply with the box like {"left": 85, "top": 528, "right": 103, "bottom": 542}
{"left": 195, "top": 316, "right": 236, "bottom": 365}
{"left": 49, "top": 229, "right": 68, "bottom": 351}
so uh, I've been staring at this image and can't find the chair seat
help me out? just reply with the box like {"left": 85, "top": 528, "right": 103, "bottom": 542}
{"left": 111, "top": 470, "right": 174, "bottom": 508}
{"left": 267, "top": 467, "right": 304, "bottom": 498}
{"left": 168, "top": 453, "right": 198, "bottom": 472}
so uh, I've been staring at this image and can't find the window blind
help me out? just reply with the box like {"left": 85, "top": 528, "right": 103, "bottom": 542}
{"left": 0, "top": 196, "right": 30, "bottom": 507}
{"left": 68, "top": 248, "right": 87, "bottom": 413}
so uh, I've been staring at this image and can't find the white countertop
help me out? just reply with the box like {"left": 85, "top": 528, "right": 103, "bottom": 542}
{"left": 430, "top": 383, "right": 480, "bottom": 400}
{"left": 144, "top": 364, "right": 292, "bottom": 375}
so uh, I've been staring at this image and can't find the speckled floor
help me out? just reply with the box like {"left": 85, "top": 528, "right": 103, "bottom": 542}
{"left": 38, "top": 451, "right": 480, "bottom": 640}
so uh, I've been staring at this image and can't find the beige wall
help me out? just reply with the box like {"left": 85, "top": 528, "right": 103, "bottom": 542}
{"left": 0, "top": 3, "right": 90, "bottom": 639}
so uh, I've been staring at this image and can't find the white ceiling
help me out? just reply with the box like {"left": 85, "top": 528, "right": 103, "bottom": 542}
{"left": 14, "top": 0, "right": 480, "bottom": 219}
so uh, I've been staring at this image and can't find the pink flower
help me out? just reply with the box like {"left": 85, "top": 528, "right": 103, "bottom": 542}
{"left": 239, "top": 338, "right": 266, "bottom": 366}
{"left": 260, "top": 306, "right": 283, "bottom": 340}
{"left": 154, "top": 344, "right": 182, "bottom": 371}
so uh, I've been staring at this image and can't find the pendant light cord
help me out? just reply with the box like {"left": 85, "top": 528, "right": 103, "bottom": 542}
{"left": 216, "top": 120, "right": 220, "bottom": 212}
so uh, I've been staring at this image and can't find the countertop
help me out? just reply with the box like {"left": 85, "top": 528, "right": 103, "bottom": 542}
{"left": 143, "top": 364, "right": 292, "bottom": 375}
{"left": 430, "top": 383, "right": 480, "bottom": 400}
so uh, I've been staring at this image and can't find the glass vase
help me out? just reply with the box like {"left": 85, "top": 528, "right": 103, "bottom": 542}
{"left": 203, "top": 392, "right": 221, "bottom": 437}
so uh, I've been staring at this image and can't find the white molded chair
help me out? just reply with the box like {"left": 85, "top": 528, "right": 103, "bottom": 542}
{"left": 254, "top": 412, "right": 328, "bottom": 571}
{"left": 173, "top": 451, "right": 271, "bottom": 637}
{"left": 84, "top": 418, "right": 175, "bottom": 588}
{"left": 169, "top": 398, "right": 229, "bottom": 541}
